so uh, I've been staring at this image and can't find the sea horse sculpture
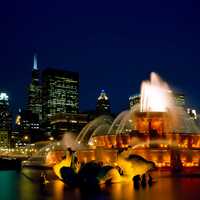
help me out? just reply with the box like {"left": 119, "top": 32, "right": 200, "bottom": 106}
{"left": 53, "top": 149, "right": 155, "bottom": 187}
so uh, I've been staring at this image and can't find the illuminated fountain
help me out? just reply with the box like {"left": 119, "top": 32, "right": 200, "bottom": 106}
{"left": 22, "top": 132, "right": 155, "bottom": 185}
{"left": 78, "top": 72, "right": 200, "bottom": 168}
{"left": 26, "top": 72, "right": 200, "bottom": 186}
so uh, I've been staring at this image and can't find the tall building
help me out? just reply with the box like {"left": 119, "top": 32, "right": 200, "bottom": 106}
{"left": 42, "top": 68, "right": 79, "bottom": 120}
{"left": 173, "top": 92, "right": 185, "bottom": 107}
{"left": 15, "top": 109, "right": 40, "bottom": 143}
{"left": 96, "top": 90, "right": 111, "bottom": 115}
{"left": 129, "top": 94, "right": 140, "bottom": 109}
{"left": 0, "top": 92, "right": 12, "bottom": 148}
{"left": 49, "top": 113, "right": 89, "bottom": 138}
{"left": 27, "top": 54, "right": 42, "bottom": 120}
{"left": 187, "top": 108, "right": 198, "bottom": 120}
{"left": 15, "top": 109, "right": 40, "bottom": 131}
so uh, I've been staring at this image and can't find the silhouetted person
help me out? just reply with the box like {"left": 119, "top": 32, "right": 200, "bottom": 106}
{"left": 133, "top": 175, "right": 141, "bottom": 189}
{"left": 71, "top": 150, "right": 80, "bottom": 173}
{"left": 117, "top": 148, "right": 124, "bottom": 155}
{"left": 39, "top": 171, "right": 47, "bottom": 192}
{"left": 40, "top": 171, "right": 49, "bottom": 184}
{"left": 141, "top": 174, "right": 146, "bottom": 188}
{"left": 97, "top": 161, "right": 103, "bottom": 167}
{"left": 148, "top": 174, "right": 153, "bottom": 186}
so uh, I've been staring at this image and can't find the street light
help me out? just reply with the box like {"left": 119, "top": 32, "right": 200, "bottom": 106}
{"left": 49, "top": 137, "right": 54, "bottom": 141}
{"left": 24, "top": 136, "right": 29, "bottom": 140}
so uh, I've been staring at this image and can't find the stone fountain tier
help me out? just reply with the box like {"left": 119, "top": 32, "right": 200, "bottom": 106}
{"left": 133, "top": 111, "right": 171, "bottom": 135}
{"left": 75, "top": 147, "right": 200, "bottom": 168}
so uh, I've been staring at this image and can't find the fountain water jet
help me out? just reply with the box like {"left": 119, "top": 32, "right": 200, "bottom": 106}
{"left": 140, "top": 72, "right": 173, "bottom": 112}
{"left": 76, "top": 115, "right": 113, "bottom": 144}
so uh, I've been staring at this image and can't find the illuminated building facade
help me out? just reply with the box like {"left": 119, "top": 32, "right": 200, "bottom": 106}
{"left": 42, "top": 68, "right": 79, "bottom": 121}
{"left": 187, "top": 108, "right": 198, "bottom": 120}
{"left": 27, "top": 54, "right": 42, "bottom": 120}
{"left": 0, "top": 92, "right": 12, "bottom": 148}
{"left": 96, "top": 90, "right": 111, "bottom": 115}
{"left": 16, "top": 109, "right": 40, "bottom": 131}
{"left": 15, "top": 109, "right": 40, "bottom": 143}
{"left": 173, "top": 92, "right": 185, "bottom": 107}
{"left": 129, "top": 94, "right": 140, "bottom": 109}
{"left": 49, "top": 113, "right": 89, "bottom": 138}
{"left": 10, "top": 131, "right": 31, "bottom": 148}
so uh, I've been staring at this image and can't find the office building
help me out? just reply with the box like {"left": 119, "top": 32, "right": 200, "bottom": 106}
{"left": 0, "top": 92, "right": 12, "bottom": 148}
{"left": 27, "top": 54, "right": 42, "bottom": 120}
{"left": 49, "top": 113, "right": 89, "bottom": 138}
{"left": 173, "top": 92, "right": 185, "bottom": 107}
{"left": 96, "top": 90, "right": 111, "bottom": 115}
{"left": 42, "top": 68, "right": 79, "bottom": 120}
{"left": 129, "top": 94, "right": 140, "bottom": 109}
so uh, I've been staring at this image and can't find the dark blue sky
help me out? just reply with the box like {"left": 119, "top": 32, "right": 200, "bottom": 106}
{"left": 1, "top": 0, "right": 200, "bottom": 113}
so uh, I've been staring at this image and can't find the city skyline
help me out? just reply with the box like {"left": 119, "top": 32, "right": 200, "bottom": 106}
{"left": 1, "top": 2, "right": 200, "bottom": 199}
{"left": 1, "top": 56, "right": 199, "bottom": 115}
{"left": 0, "top": 59, "right": 199, "bottom": 116}
{"left": 1, "top": 1, "right": 200, "bottom": 113}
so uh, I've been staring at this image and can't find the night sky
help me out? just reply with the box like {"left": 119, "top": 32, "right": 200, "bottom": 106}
{"left": 1, "top": 0, "right": 200, "bottom": 114}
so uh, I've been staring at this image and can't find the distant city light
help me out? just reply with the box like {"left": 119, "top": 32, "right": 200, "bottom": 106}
{"left": 0, "top": 92, "right": 8, "bottom": 101}
{"left": 98, "top": 90, "right": 109, "bottom": 100}
{"left": 24, "top": 136, "right": 29, "bottom": 140}
{"left": 16, "top": 115, "right": 21, "bottom": 125}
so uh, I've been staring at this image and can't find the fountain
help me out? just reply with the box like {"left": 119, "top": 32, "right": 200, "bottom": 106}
{"left": 23, "top": 72, "right": 200, "bottom": 186}
{"left": 76, "top": 72, "right": 200, "bottom": 168}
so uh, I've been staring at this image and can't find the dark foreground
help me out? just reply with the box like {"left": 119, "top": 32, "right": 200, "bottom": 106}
{"left": 0, "top": 169, "right": 200, "bottom": 200}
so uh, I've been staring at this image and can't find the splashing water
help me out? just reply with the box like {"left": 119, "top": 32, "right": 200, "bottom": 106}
{"left": 76, "top": 72, "right": 200, "bottom": 147}
{"left": 23, "top": 132, "right": 83, "bottom": 167}
{"left": 140, "top": 72, "right": 173, "bottom": 112}
{"left": 108, "top": 111, "right": 134, "bottom": 135}
{"left": 76, "top": 115, "right": 113, "bottom": 144}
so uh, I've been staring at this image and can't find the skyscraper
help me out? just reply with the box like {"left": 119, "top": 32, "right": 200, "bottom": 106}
{"left": 42, "top": 68, "right": 79, "bottom": 120}
{"left": 27, "top": 54, "right": 42, "bottom": 120}
{"left": 0, "top": 92, "right": 12, "bottom": 148}
{"left": 96, "top": 90, "right": 111, "bottom": 115}
{"left": 129, "top": 94, "right": 140, "bottom": 109}
{"left": 173, "top": 92, "right": 185, "bottom": 107}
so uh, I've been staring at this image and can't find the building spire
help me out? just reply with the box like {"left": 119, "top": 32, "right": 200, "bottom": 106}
{"left": 98, "top": 89, "right": 108, "bottom": 100}
{"left": 33, "top": 53, "right": 38, "bottom": 70}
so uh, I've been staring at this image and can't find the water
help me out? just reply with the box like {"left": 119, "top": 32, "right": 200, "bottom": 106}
{"left": 76, "top": 115, "right": 113, "bottom": 144}
{"left": 0, "top": 169, "right": 200, "bottom": 200}
{"left": 75, "top": 72, "right": 200, "bottom": 147}
{"left": 140, "top": 72, "right": 173, "bottom": 112}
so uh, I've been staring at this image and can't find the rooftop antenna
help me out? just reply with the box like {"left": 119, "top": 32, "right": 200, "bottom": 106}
{"left": 33, "top": 53, "right": 38, "bottom": 70}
